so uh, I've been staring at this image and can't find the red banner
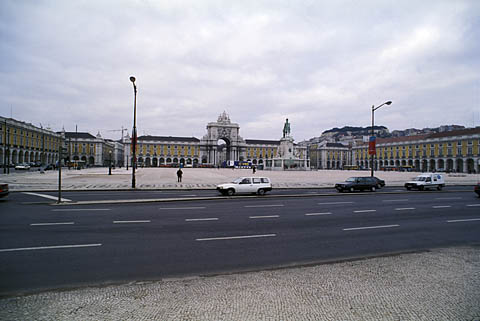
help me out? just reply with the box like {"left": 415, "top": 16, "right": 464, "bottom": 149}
{"left": 368, "top": 136, "right": 376, "bottom": 155}
{"left": 130, "top": 131, "right": 137, "bottom": 153}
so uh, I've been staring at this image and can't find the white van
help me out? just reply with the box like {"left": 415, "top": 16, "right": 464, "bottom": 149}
{"left": 216, "top": 177, "right": 272, "bottom": 196}
{"left": 404, "top": 173, "right": 445, "bottom": 191}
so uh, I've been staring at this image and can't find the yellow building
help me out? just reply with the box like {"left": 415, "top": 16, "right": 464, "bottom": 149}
{"left": 352, "top": 128, "right": 480, "bottom": 173}
{"left": 64, "top": 131, "right": 114, "bottom": 167}
{"left": 309, "top": 142, "right": 351, "bottom": 169}
{"left": 1, "top": 116, "right": 62, "bottom": 169}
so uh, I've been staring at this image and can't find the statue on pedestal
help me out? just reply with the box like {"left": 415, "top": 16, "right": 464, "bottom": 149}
{"left": 282, "top": 118, "right": 291, "bottom": 138}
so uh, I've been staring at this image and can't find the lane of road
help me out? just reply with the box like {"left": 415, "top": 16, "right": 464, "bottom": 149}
{"left": 11, "top": 185, "right": 476, "bottom": 203}
{"left": 0, "top": 191, "right": 479, "bottom": 295}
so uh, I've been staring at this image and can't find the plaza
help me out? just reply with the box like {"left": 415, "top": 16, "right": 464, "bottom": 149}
{"left": 2, "top": 167, "right": 478, "bottom": 191}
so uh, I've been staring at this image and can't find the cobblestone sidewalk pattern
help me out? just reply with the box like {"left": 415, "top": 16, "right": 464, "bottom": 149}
{"left": 1, "top": 246, "right": 479, "bottom": 321}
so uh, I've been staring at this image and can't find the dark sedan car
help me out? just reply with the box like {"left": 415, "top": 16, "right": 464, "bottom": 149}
{"left": 0, "top": 183, "right": 9, "bottom": 198}
{"left": 475, "top": 183, "right": 480, "bottom": 197}
{"left": 335, "top": 177, "right": 378, "bottom": 192}
{"left": 372, "top": 177, "right": 385, "bottom": 188}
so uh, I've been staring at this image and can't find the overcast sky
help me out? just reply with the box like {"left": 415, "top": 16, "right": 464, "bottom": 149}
{"left": 1, "top": 0, "right": 479, "bottom": 141}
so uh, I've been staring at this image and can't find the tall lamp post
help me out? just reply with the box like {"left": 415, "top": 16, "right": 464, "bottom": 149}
{"left": 130, "top": 76, "right": 137, "bottom": 188}
{"left": 370, "top": 101, "right": 392, "bottom": 177}
{"left": 108, "top": 150, "right": 112, "bottom": 175}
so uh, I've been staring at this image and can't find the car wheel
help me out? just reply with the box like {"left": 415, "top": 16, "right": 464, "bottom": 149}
{"left": 406, "top": 186, "right": 411, "bottom": 191}
{"left": 227, "top": 189, "right": 235, "bottom": 196}
{"left": 349, "top": 187, "right": 355, "bottom": 193}
{"left": 257, "top": 189, "right": 265, "bottom": 196}
{"left": 371, "top": 186, "right": 376, "bottom": 192}
{"left": 419, "top": 186, "right": 424, "bottom": 191}
{"left": 437, "top": 185, "right": 442, "bottom": 191}
{"left": 376, "top": 184, "right": 381, "bottom": 189}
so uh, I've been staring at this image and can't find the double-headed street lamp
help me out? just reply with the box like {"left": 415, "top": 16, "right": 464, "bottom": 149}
{"left": 130, "top": 76, "right": 137, "bottom": 188}
{"left": 370, "top": 101, "right": 392, "bottom": 177}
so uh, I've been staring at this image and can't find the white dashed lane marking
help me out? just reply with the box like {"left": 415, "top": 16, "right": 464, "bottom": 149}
{"left": 185, "top": 218, "right": 219, "bottom": 222}
{"left": 354, "top": 210, "right": 377, "bottom": 213}
{"left": 318, "top": 202, "right": 354, "bottom": 205}
{"left": 433, "top": 206, "right": 452, "bottom": 209}
{"left": 383, "top": 199, "right": 409, "bottom": 202}
{"left": 30, "top": 222, "right": 75, "bottom": 226}
{"left": 113, "top": 220, "right": 151, "bottom": 224}
{"left": 244, "top": 204, "right": 284, "bottom": 208}
{"left": 305, "top": 212, "right": 332, "bottom": 216}
{"left": 0, "top": 243, "right": 102, "bottom": 253}
{"left": 159, "top": 207, "right": 206, "bottom": 210}
{"left": 343, "top": 224, "right": 400, "bottom": 231}
{"left": 196, "top": 234, "right": 276, "bottom": 241}
{"left": 447, "top": 218, "right": 480, "bottom": 223}
{"left": 249, "top": 215, "right": 280, "bottom": 219}
{"left": 395, "top": 208, "right": 415, "bottom": 211}
{"left": 52, "top": 209, "right": 111, "bottom": 212}
{"left": 466, "top": 204, "right": 480, "bottom": 207}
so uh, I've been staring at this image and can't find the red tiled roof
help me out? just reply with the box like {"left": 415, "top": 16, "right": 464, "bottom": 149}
{"left": 427, "top": 127, "right": 480, "bottom": 139}
{"left": 357, "top": 127, "right": 480, "bottom": 146}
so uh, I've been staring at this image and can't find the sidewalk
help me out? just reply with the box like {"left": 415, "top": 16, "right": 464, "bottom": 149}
{"left": 1, "top": 246, "right": 479, "bottom": 321}
{"left": 2, "top": 167, "right": 479, "bottom": 191}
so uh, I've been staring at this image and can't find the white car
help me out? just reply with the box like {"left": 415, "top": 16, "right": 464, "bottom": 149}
{"left": 216, "top": 177, "right": 272, "bottom": 196}
{"left": 15, "top": 164, "right": 30, "bottom": 170}
{"left": 404, "top": 173, "right": 445, "bottom": 191}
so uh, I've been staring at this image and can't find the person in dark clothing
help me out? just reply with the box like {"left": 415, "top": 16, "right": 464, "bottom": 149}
{"left": 252, "top": 165, "right": 256, "bottom": 174}
{"left": 177, "top": 168, "right": 183, "bottom": 182}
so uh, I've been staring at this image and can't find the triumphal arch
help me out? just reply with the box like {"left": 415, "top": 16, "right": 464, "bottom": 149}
{"left": 200, "top": 111, "right": 245, "bottom": 164}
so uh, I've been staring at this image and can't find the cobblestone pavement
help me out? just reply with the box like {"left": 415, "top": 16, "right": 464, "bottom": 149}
{"left": 1, "top": 246, "right": 479, "bottom": 321}
{"left": 2, "top": 167, "right": 479, "bottom": 191}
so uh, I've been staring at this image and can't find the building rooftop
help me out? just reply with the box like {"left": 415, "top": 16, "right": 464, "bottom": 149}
{"left": 325, "top": 142, "right": 348, "bottom": 148}
{"left": 427, "top": 127, "right": 480, "bottom": 139}
{"left": 356, "top": 127, "right": 480, "bottom": 146}
{"left": 245, "top": 139, "right": 280, "bottom": 145}
{"left": 64, "top": 132, "right": 97, "bottom": 139}
{"left": 137, "top": 135, "right": 200, "bottom": 143}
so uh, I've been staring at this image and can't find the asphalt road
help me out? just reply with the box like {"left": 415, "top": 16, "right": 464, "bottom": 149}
{"left": 1, "top": 189, "right": 479, "bottom": 296}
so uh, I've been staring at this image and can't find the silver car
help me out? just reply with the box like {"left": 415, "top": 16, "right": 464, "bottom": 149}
{"left": 216, "top": 177, "right": 272, "bottom": 196}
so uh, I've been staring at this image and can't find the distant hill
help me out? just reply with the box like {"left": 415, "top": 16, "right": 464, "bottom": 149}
{"left": 322, "top": 126, "right": 387, "bottom": 135}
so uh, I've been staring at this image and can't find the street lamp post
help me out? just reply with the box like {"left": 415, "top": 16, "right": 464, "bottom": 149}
{"left": 130, "top": 76, "right": 137, "bottom": 188}
{"left": 370, "top": 101, "right": 392, "bottom": 177}
{"left": 108, "top": 150, "right": 112, "bottom": 175}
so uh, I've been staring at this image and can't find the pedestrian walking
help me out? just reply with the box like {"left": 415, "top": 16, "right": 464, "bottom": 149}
{"left": 177, "top": 168, "right": 183, "bottom": 182}
{"left": 252, "top": 165, "right": 256, "bottom": 174}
